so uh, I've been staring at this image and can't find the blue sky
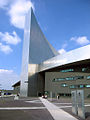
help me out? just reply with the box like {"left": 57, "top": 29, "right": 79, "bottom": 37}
{"left": 0, "top": 0, "right": 90, "bottom": 90}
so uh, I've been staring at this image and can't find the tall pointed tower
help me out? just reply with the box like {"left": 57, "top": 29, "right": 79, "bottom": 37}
{"left": 20, "top": 8, "right": 58, "bottom": 97}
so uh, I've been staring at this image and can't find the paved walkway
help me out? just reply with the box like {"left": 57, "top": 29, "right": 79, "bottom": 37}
{"left": 40, "top": 97, "right": 78, "bottom": 120}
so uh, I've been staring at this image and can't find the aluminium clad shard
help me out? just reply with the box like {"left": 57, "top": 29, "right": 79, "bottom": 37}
{"left": 20, "top": 8, "right": 58, "bottom": 97}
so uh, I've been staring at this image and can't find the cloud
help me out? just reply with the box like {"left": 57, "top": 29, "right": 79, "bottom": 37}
{"left": 70, "top": 36, "right": 90, "bottom": 45}
{"left": 0, "top": 43, "right": 12, "bottom": 54}
{"left": 0, "top": 31, "right": 21, "bottom": 45}
{"left": 58, "top": 48, "right": 66, "bottom": 54}
{"left": 0, "top": 0, "right": 35, "bottom": 29}
{"left": 8, "top": 0, "right": 35, "bottom": 29}
{"left": 0, "top": 69, "right": 19, "bottom": 90}
{"left": 0, "top": 69, "right": 13, "bottom": 73}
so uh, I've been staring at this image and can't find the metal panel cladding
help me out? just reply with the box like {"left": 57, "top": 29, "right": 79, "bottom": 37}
{"left": 20, "top": 8, "right": 58, "bottom": 97}
{"left": 20, "top": 9, "right": 31, "bottom": 97}
{"left": 39, "top": 45, "right": 90, "bottom": 72}
{"left": 29, "top": 9, "right": 58, "bottom": 64}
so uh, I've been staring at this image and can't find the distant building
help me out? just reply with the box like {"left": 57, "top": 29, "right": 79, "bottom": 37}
{"left": 12, "top": 81, "right": 20, "bottom": 94}
{"left": 19, "top": 8, "right": 90, "bottom": 98}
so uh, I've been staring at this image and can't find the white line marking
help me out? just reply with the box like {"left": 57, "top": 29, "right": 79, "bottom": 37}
{"left": 39, "top": 97, "right": 78, "bottom": 120}
{"left": 25, "top": 101, "right": 42, "bottom": 103}
{"left": 85, "top": 104, "right": 90, "bottom": 107}
{"left": 0, "top": 104, "right": 89, "bottom": 110}
{"left": 57, "top": 104, "right": 90, "bottom": 108}
{"left": 54, "top": 103, "right": 72, "bottom": 105}
{"left": 59, "top": 106, "right": 72, "bottom": 108}
{"left": 0, "top": 107, "right": 46, "bottom": 110}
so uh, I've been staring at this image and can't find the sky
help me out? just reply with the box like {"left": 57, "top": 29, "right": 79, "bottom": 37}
{"left": 0, "top": 0, "right": 90, "bottom": 90}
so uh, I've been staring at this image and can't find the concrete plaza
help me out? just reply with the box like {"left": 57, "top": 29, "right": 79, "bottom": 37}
{"left": 0, "top": 96, "right": 90, "bottom": 120}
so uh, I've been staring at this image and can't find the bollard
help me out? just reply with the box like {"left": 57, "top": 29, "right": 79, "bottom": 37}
{"left": 14, "top": 95, "right": 19, "bottom": 100}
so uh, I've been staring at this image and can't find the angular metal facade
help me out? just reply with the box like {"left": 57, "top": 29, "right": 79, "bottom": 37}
{"left": 39, "top": 45, "right": 90, "bottom": 72}
{"left": 20, "top": 9, "right": 31, "bottom": 97}
{"left": 20, "top": 8, "right": 58, "bottom": 97}
{"left": 29, "top": 9, "right": 58, "bottom": 64}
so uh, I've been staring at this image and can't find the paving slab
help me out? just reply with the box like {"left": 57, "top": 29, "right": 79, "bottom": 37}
{"left": 49, "top": 98, "right": 90, "bottom": 120}
{"left": 0, "top": 109, "right": 54, "bottom": 120}
{"left": 40, "top": 97, "right": 78, "bottom": 120}
{"left": 0, "top": 97, "right": 54, "bottom": 120}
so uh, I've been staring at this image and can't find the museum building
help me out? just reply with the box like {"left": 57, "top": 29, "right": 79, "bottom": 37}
{"left": 16, "top": 8, "right": 90, "bottom": 98}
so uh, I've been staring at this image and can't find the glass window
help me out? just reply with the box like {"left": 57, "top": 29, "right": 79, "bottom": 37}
{"left": 58, "top": 78, "right": 65, "bottom": 81}
{"left": 52, "top": 75, "right": 84, "bottom": 82}
{"left": 82, "top": 68, "right": 87, "bottom": 72}
{"left": 52, "top": 78, "right": 58, "bottom": 82}
{"left": 66, "top": 77, "right": 74, "bottom": 80}
{"left": 60, "top": 69, "right": 74, "bottom": 72}
{"left": 45, "top": 91, "right": 48, "bottom": 94}
{"left": 70, "top": 85, "right": 76, "bottom": 88}
{"left": 52, "top": 78, "right": 65, "bottom": 82}
{"left": 61, "top": 83, "right": 68, "bottom": 87}
{"left": 85, "top": 85, "right": 90, "bottom": 88}
{"left": 24, "top": 81, "right": 28, "bottom": 83}
{"left": 75, "top": 76, "right": 84, "bottom": 80}
{"left": 79, "top": 85, "right": 84, "bottom": 88}
{"left": 87, "top": 76, "right": 90, "bottom": 79}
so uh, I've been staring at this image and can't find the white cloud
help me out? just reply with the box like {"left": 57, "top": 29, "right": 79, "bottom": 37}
{"left": 71, "top": 36, "right": 90, "bottom": 45}
{"left": 0, "top": 69, "right": 13, "bottom": 73}
{"left": 0, "top": 43, "right": 12, "bottom": 54}
{"left": 0, "top": 0, "right": 35, "bottom": 29}
{"left": 58, "top": 48, "right": 66, "bottom": 54}
{"left": 8, "top": 0, "right": 35, "bottom": 29}
{"left": 0, "top": 31, "right": 21, "bottom": 45}
{"left": 0, "top": 69, "right": 19, "bottom": 90}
